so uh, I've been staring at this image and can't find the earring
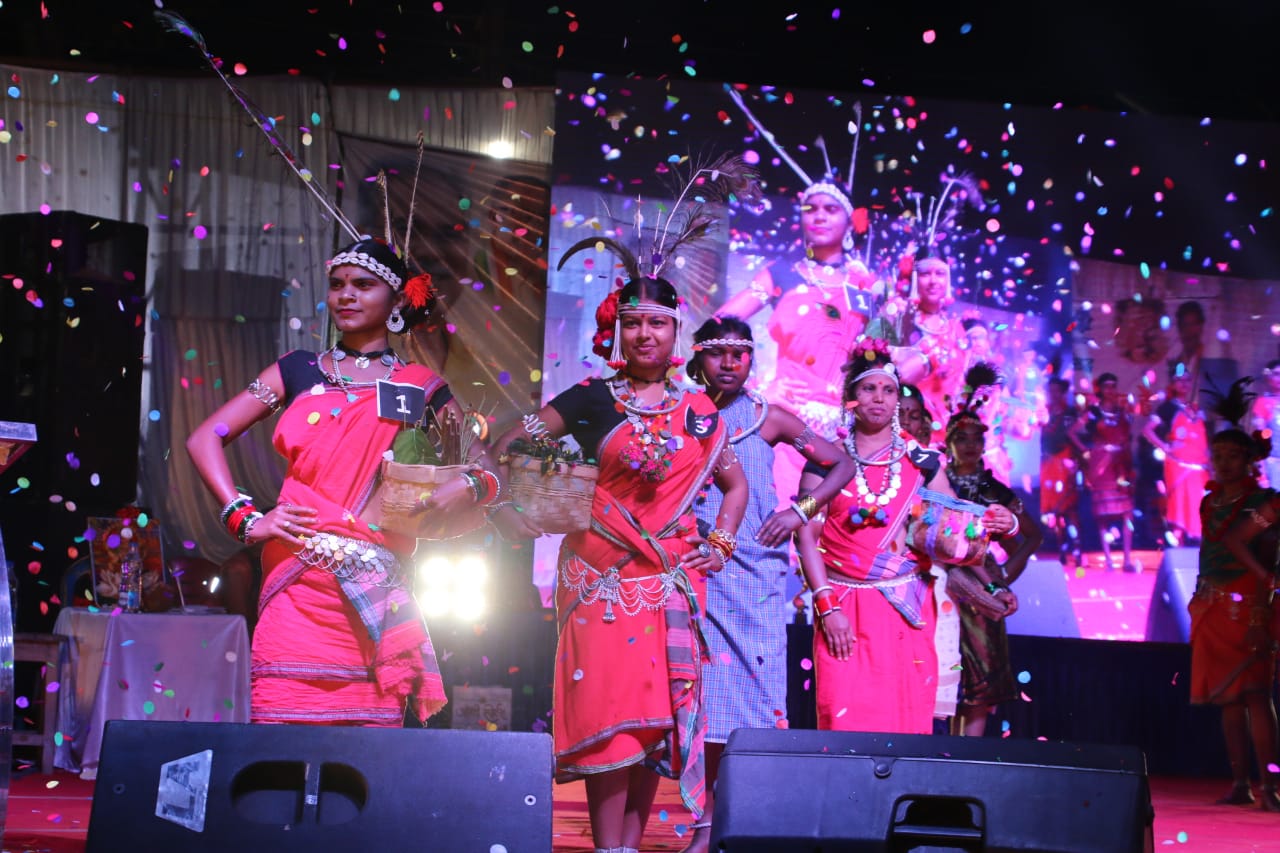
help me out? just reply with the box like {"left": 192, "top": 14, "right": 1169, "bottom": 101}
{"left": 842, "top": 230, "right": 855, "bottom": 252}
{"left": 386, "top": 306, "right": 405, "bottom": 333}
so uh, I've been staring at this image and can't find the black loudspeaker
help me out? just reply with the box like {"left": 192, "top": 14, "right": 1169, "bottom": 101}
{"left": 1005, "top": 558, "right": 1081, "bottom": 639}
{"left": 1144, "top": 547, "right": 1199, "bottom": 643}
{"left": 86, "top": 721, "right": 553, "bottom": 852}
{"left": 712, "top": 729, "right": 1153, "bottom": 852}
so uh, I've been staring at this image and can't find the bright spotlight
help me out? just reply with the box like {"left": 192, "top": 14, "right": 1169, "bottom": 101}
{"left": 485, "top": 139, "right": 514, "bottom": 159}
{"left": 415, "top": 551, "right": 490, "bottom": 623}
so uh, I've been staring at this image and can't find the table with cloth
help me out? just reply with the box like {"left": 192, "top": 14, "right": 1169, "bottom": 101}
{"left": 51, "top": 608, "right": 251, "bottom": 778}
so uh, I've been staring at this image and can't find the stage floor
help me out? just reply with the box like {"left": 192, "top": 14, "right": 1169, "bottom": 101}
{"left": 4, "top": 766, "right": 1277, "bottom": 852}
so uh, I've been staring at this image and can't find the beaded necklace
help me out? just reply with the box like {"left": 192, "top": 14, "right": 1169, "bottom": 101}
{"left": 608, "top": 375, "right": 684, "bottom": 483}
{"left": 843, "top": 431, "right": 903, "bottom": 526}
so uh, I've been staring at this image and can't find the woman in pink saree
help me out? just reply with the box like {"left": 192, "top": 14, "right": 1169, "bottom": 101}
{"left": 188, "top": 238, "right": 520, "bottom": 726}
{"left": 794, "top": 340, "right": 1016, "bottom": 734}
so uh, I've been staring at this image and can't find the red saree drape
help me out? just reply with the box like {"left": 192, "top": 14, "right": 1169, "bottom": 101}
{"left": 553, "top": 389, "right": 725, "bottom": 817}
{"left": 252, "top": 360, "right": 447, "bottom": 725}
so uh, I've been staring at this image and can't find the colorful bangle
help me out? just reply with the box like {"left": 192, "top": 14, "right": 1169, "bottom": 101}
{"left": 219, "top": 493, "right": 254, "bottom": 526}
{"left": 476, "top": 469, "right": 501, "bottom": 506}
{"left": 810, "top": 584, "right": 833, "bottom": 599}
{"left": 460, "top": 472, "right": 485, "bottom": 504}
{"left": 796, "top": 494, "right": 819, "bottom": 519}
{"left": 238, "top": 512, "right": 264, "bottom": 544}
{"left": 1003, "top": 513, "right": 1021, "bottom": 539}
{"left": 707, "top": 528, "right": 737, "bottom": 561}
{"left": 984, "top": 581, "right": 1007, "bottom": 595}
{"left": 819, "top": 605, "right": 842, "bottom": 619}
{"left": 790, "top": 502, "right": 810, "bottom": 524}
{"left": 225, "top": 504, "right": 258, "bottom": 539}
{"left": 814, "top": 593, "right": 838, "bottom": 617}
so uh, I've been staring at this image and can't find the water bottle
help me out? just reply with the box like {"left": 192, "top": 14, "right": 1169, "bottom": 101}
{"left": 119, "top": 540, "right": 143, "bottom": 613}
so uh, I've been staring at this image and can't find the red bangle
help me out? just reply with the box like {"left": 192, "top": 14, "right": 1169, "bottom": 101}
{"left": 225, "top": 504, "right": 257, "bottom": 538}
{"left": 814, "top": 593, "right": 837, "bottom": 617}
{"left": 477, "top": 469, "right": 501, "bottom": 505}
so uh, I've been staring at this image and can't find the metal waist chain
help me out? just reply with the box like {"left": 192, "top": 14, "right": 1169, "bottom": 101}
{"left": 296, "top": 533, "right": 408, "bottom": 588}
{"left": 829, "top": 572, "right": 920, "bottom": 590}
{"left": 560, "top": 555, "right": 677, "bottom": 622}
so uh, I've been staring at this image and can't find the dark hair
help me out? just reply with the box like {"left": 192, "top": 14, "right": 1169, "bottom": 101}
{"left": 1210, "top": 427, "right": 1269, "bottom": 462}
{"left": 692, "top": 314, "right": 753, "bottom": 345}
{"left": 1095, "top": 372, "right": 1118, "bottom": 388}
{"left": 618, "top": 277, "right": 679, "bottom": 311}
{"left": 1176, "top": 300, "right": 1205, "bottom": 325}
{"left": 1266, "top": 358, "right": 1280, "bottom": 371}
{"left": 841, "top": 350, "right": 897, "bottom": 405}
{"left": 1048, "top": 376, "right": 1070, "bottom": 392}
{"left": 961, "top": 317, "right": 987, "bottom": 333}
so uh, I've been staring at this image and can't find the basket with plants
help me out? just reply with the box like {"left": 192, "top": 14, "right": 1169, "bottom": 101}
{"left": 501, "top": 435, "right": 598, "bottom": 534}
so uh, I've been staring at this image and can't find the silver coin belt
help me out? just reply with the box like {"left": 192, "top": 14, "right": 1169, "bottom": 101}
{"left": 560, "top": 555, "right": 677, "bottom": 623}
{"left": 296, "top": 532, "right": 408, "bottom": 589}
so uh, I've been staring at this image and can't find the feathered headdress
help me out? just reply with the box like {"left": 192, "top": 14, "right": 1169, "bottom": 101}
{"left": 1208, "top": 377, "right": 1257, "bottom": 430}
{"left": 557, "top": 152, "right": 761, "bottom": 368}
{"left": 724, "top": 85, "right": 862, "bottom": 249}
{"left": 156, "top": 10, "right": 435, "bottom": 305}
{"left": 946, "top": 361, "right": 1003, "bottom": 438}
{"left": 557, "top": 151, "right": 760, "bottom": 282}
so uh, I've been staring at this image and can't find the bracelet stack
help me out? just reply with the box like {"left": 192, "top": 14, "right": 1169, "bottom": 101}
{"left": 791, "top": 494, "right": 819, "bottom": 524}
{"left": 220, "top": 493, "right": 264, "bottom": 544}
{"left": 707, "top": 528, "right": 737, "bottom": 563}
{"left": 460, "top": 469, "right": 502, "bottom": 506}
{"left": 813, "top": 586, "right": 842, "bottom": 619}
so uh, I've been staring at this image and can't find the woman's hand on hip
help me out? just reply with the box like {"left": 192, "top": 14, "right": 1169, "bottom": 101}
{"left": 258, "top": 502, "right": 319, "bottom": 546}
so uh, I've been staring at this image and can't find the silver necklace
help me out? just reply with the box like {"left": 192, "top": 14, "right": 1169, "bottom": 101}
{"left": 323, "top": 345, "right": 400, "bottom": 390}
{"left": 607, "top": 375, "right": 683, "bottom": 417}
{"left": 728, "top": 389, "right": 768, "bottom": 444}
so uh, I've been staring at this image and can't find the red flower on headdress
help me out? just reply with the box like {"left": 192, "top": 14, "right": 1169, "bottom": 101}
{"left": 897, "top": 254, "right": 914, "bottom": 281}
{"left": 852, "top": 207, "right": 869, "bottom": 235}
{"left": 595, "top": 290, "right": 620, "bottom": 330}
{"left": 404, "top": 273, "right": 435, "bottom": 310}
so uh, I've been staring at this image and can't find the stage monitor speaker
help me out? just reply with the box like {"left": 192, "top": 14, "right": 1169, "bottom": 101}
{"left": 712, "top": 729, "right": 1152, "bottom": 853}
{"left": 1005, "top": 557, "right": 1081, "bottom": 639}
{"left": 86, "top": 721, "right": 552, "bottom": 852}
{"left": 1144, "top": 547, "right": 1199, "bottom": 643}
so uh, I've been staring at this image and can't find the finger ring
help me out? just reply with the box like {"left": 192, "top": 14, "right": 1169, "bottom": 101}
{"left": 284, "top": 520, "right": 292, "bottom": 531}
{"left": 697, "top": 543, "right": 711, "bottom": 558}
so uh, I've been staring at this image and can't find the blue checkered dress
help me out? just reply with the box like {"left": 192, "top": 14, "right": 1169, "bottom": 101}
{"left": 694, "top": 393, "right": 792, "bottom": 741}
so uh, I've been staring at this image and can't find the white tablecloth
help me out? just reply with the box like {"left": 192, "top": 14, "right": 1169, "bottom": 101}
{"left": 51, "top": 608, "right": 251, "bottom": 777}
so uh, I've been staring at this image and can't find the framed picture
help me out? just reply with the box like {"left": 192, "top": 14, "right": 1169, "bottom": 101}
{"left": 87, "top": 517, "right": 166, "bottom": 605}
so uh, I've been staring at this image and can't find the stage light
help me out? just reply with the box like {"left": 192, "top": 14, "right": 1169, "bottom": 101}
{"left": 486, "top": 139, "right": 514, "bottom": 159}
{"left": 415, "top": 551, "right": 490, "bottom": 622}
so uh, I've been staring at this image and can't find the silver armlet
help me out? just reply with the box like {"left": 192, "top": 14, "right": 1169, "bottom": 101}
{"left": 793, "top": 426, "right": 818, "bottom": 452}
{"left": 522, "top": 413, "right": 548, "bottom": 438}
{"left": 248, "top": 379, "right": 281, "bottom": 413}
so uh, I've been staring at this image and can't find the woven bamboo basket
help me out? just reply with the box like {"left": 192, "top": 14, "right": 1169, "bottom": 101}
{"left": 371, "top": 460, "right": 484, "bottom": 539}
{"left": 506, "top": 454, "right": 598, "bottom": 534}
